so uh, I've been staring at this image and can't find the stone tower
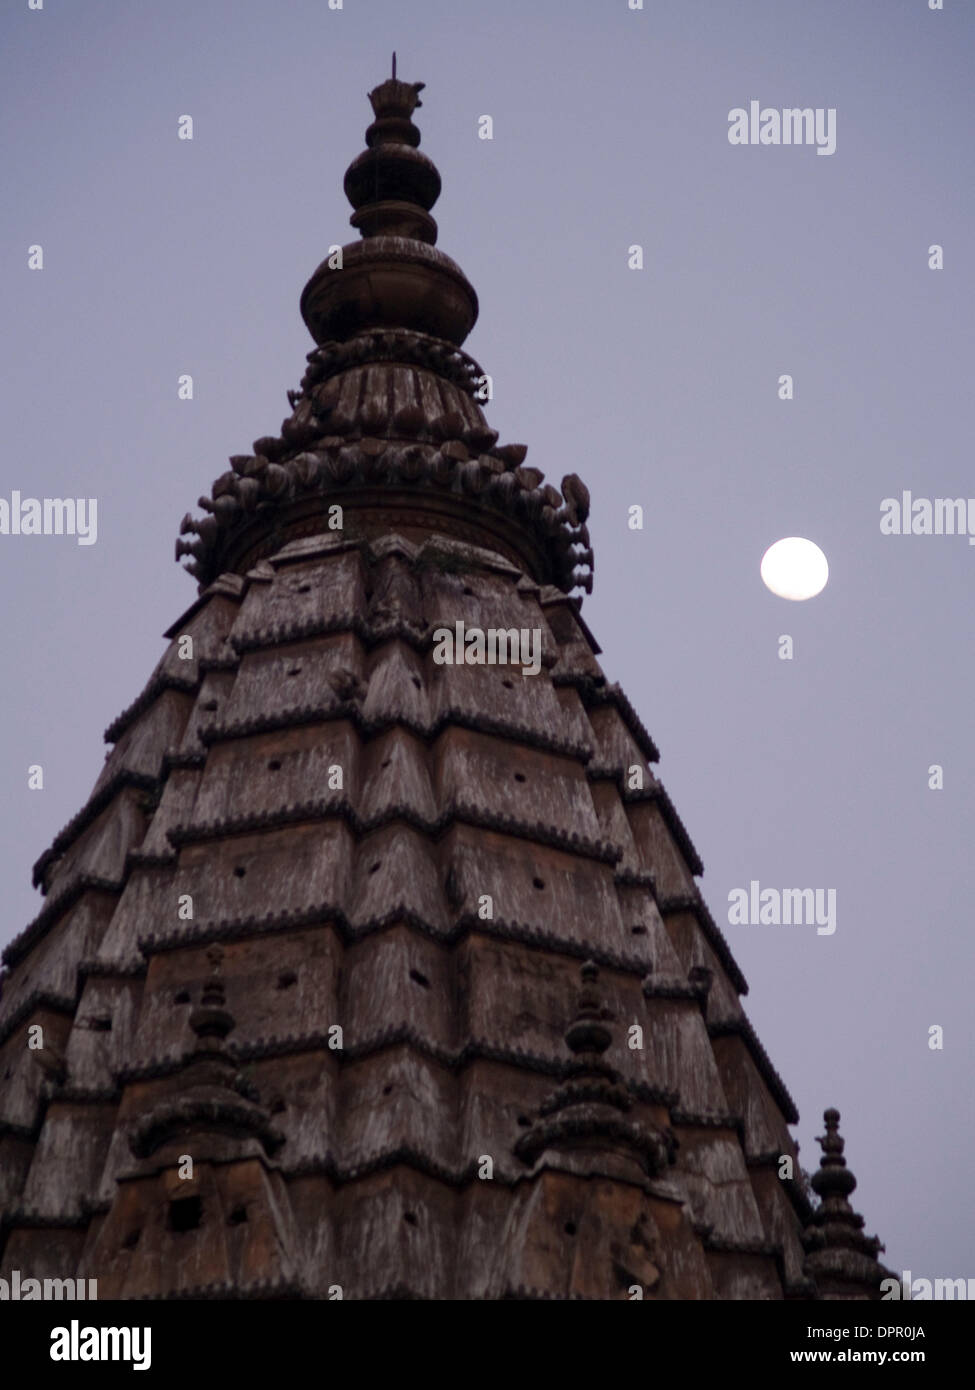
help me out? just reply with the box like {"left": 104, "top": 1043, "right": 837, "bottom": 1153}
{"left": 0, "top": 69, "right": 889, "bottom": 1301}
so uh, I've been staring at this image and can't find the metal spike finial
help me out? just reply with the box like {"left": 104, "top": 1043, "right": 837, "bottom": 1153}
{"left": 392, "top": 51, "right": 396, "bottom": 79}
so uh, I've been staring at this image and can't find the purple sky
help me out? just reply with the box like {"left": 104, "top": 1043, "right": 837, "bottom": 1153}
{"left": 2, "top": 0, "right": 972, "bottom": 1281}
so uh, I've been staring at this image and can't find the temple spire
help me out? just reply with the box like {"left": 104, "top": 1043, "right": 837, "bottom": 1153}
{"left": 802, "top": 1108, "right": 891, "bottom": 1299}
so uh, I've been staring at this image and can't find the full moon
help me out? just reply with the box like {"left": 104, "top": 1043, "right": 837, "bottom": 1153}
{"left": 760, "top": 537, "right": 829, "bottom": 601}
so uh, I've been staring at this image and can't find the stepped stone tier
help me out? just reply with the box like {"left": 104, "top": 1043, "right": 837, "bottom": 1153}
{"left": 0, "top": 66, "right": 890, "bottom": 1300}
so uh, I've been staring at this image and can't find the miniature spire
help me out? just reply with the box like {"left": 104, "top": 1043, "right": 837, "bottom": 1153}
{"left": 513, "top": 961, "right": 675, "bottom": 1180}
{"left": 188, "top": 944, "right": 235, "bottom": 1047}
{"left": 128, "top": 943, "right": 282, "bottom": 1161}
{"left": 564, "top": 960, "right": 613, "bottom": 1058}
{"left": 802, "top": 1108, "right": 890, "bottom": 1299}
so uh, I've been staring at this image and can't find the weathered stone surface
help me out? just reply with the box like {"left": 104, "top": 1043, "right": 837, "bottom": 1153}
{"left": 0, "top": 67, "right": 890, "bottom": 1301}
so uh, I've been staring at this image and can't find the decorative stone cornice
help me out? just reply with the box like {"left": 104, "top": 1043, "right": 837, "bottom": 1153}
{"left": 655, "top": 890, "right": 749, "bottom": 996}
{"left": 613, "top": 866, "right": 656, "bottom": 890}
{"left": 671, "top": 1107, "right": 744, "bottom": 1133}
{"left": 103, "top": 674, "right": 198, "bottom": 745}
{"left": 161, "top": 572, "right": 245, "bottom": 641}
{"left": 303, "top": 331, "right": 490, "bottom": 399}
{"left": 125, "top": 849, "right": 178, "bottom": 871}
{"left": 583, "top": 682, "right": 661, "bottom": 764}
{"left": 77, "top": 957, "right": 147, "bottom": 980}
{"left": 642, "top": 976, "right": 703, "bottom": 1001}
{"left": 31, "top": 771, "right": 158, "bottom": 889}
{"left": 134, "top": 1277, "right": 309, "bottom": 1302}
{"left": 2, "top": 876, "right": 125, "bottom": 969}
{"left": 128, "top": 1094, "right": 284, "bottom": 1161}
{"left": 138, "top": 905, "right": 656, "bottom": 981}
{"left": 167, "top": 795, "right": 621, "bottom": 867}
{"left": 162, "top": 749, "right": 206, "bottom": 770}
{"left": 198, "top": 698, "right": 595, "bottom": 764}
{"left": 0, "top": 988, "right": 76, "bottom": 1044}
{"left": 707, "top": 1014, "right": 799, "bottom": 1125}
{"left": 115, "top": 1024, "right": 678, "bottom": 1111}
{"left": 623, "top": 781, "right": 704, "bottom": 876}
{"left": 179, "top": 436, "right": 594, "bottom": 598}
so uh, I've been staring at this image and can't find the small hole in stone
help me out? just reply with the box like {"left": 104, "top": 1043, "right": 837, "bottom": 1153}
{"left": 202, "top": 700, "right": 218, "bottom": 712}
{"left": 369, "top": 861, "right": 381, "bottom": 874}
{"left": 533, "top": 877, "right": 545, "bottom": 890}
{"left": 380, "top": 759, "right": 391, "bottom": 769}
{"left": 463, "top": 586, "right": 474, "bottom": 596}
{"left": 173, "top": 990, "right": 190, "bottom": 1005}
{"left": 268, "top": 759, "right": 282, "bottom": 771}
{"left": 517, "top": 1114, "right": 530, "bottom": 1127}
{"left": 514, "top": 772, "right": 526, "bottom": 783}
{"left": 277, "top": 971, "right": 297, "bottom": 989}
{"left": 409, "top": 969, "right": 430, "bottom": 988}
{"left": 168, "top": 1195, "right": 202, "bottom": 1233}
{"left": 234, "top": 866, "right": 247, "bottom": 878}
{"left": 287, "top": 666, "right": 302, "bottom": 677}
{"left": 90, "top": 1015, "right": 112, "bottom": 1032}
{"left": 502, "top": 679, "right": 513, "bottom": 689}
{"left": 411, "top": 675, "right": 421, "bottom": 689}
{"left": 383, "top": 1084, "right": 393, "bottom": 1095}
{"left": 631, "top": 925, "right": 647, "bottom": 935}
{"left": 122, "top": 1229, "right": 141, "bottom": 1250}
{"left": 297, "top": 583, "right": 312, "bottom": 594}
{"left": 270, "top": 1099, "right": 285, "bottom": 1114}
{"left": 564, "top": 1221, "right": 577, "bottom": 1236}
{"left": 403, "top": 1211, "right": 418, "bottom": 1226}
{"left": 228, "top": 1205, "right": 248, "bottom": 1226}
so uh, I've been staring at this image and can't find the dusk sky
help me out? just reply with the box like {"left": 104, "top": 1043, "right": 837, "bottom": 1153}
{"left": 1, "top": 0, "right": 972, "bottom": 1281}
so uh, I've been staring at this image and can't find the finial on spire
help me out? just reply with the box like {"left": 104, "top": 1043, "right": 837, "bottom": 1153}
{"left": 342, "top": 66, "right": 438, "bottom": 243}
{"left": 189, "top": 947, "right": 236, "bottom": 1044}
{"left": 564, "top": 960, "right": 612, "bottom": 1057}
{"left": 812, "top": 1106, "right": 855, "bottom": 1199}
